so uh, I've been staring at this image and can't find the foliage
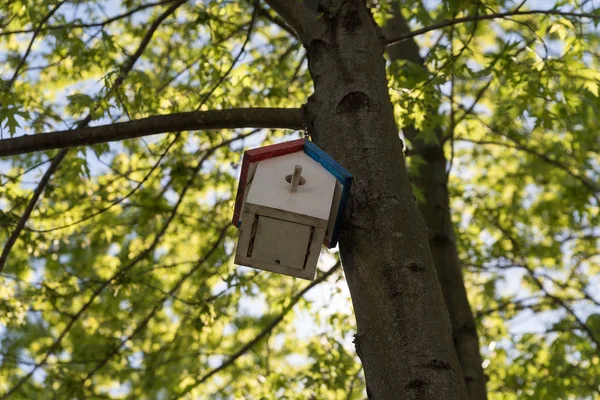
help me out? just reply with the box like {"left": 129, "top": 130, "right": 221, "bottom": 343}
{"left": 0, "top": 0, "right": 598, "bottom": 398}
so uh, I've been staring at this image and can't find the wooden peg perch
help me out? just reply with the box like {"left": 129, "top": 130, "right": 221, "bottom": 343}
{"left": 290, "top": 165, "right": 303, "bottom": 192}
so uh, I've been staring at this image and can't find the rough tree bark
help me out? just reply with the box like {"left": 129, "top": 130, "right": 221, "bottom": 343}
{"left": 383, "top": 10, "right": 488, "bottom": 400}
{"left": 267, "top": 0, "right": 468, "bottom": 398}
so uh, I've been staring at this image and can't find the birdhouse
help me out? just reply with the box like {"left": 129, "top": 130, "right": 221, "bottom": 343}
{"left": 232, "top": 138, "right": 352, "bottom": 280}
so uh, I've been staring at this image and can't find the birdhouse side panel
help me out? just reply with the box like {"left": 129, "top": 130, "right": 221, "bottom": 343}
{"left": 232, "top": 159, "right": 260, "bottom": 227}
{"left": 245, "top": 152, "right": 337, "bottom": 222}
{"left": 303, "top": 140, "right": 353, "bottom": 248}
{"left": 325, "top": 180, "right": 343, "bottom": 246}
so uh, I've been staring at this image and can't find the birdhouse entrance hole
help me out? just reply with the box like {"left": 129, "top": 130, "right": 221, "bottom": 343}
{"left": 284, "top": 174, "right": 306, "bottom": 184}
{"left": 285, "top": 169, "right": 306, "bottom": 186}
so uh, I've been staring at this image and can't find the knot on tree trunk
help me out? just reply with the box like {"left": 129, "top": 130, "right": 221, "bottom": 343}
{"left": 342, "top": 9, "right": 361, "bottom": 33}
{"left": 335, "top": 91, "right": 372, "bottom": 114}
{"left": 405, "top": 378, "right": 428, "bottom": 392}
{"left": 423, "top": 359, "right": 453, "bottom": 370}
{"left": 352, "top": 333, "right": 364, "bottom": 360}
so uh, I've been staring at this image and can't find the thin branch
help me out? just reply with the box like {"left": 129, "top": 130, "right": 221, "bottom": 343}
{"left": 0, "top": 0, "right": 188, "bottom": 275}
{"left": 173, "top": 262, "right": 342, "bottom": 398}
{"left": 256, "top": 4, "right": 298, "bottom": 39}
{"left": 78, "top": 225, "right": 231, "bottom": 386}
{"left": 27, "top": 129, "right": 258, "bottom": 234}
{"left": 475, "top": 295, "right": 547, "bottom": 318}
{"left": 139, "top": 272, "right": 259, "bottom": 371}
{"left": 21, "top": 27, "right": 104, "bottom": 75}
{"left": 456, "top": 136, "right": 600, "bottom": 193}
{"left": 0, "top": 108, "right": 302, "bottom": 157}
{"left": 156, "top": 24, "right": 247, "bottom": 93}
{"left": 0, "top": 158, "right": 53, "bottom": 183}
{"left": 0, "top": 150, "right": 67, "bottom": 275}
{"left": 0, "top": 127, "right": 229, "bottom": 398}
{"left": 451, "top": 79, "right": 492, "bottom": 129}
{"left": 6, "top": 1, "right": 65, "bottom": 89}
{"left": 527, "top": 271, "right": 600, "bottom": 349}
{"left": 0, "top": 0, "right": 178, "bottom": 37}
{"left": 385, "top": 9, "right": 600, "bottom": 46}
{"left": 514, "top": 0, "right": 528, "bottom": 13}
{"left": 489, "top": 218, "right": 600, "bottom": 350}
{"left": 110, "top": 0, "right": 187, "bottom": 102}
{"left": 195, "top": 4, "right": 258, "bottom": 110}
{"left": 264, "top": 0, "right": 325, "bottom": 45}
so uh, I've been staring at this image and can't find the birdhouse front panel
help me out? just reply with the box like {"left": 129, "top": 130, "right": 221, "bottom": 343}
{"left": 232, "top": 139, "right": 352, "bottom": 280}
{"left": 251, "top": 217, "right": 311, "bottom": 268}
{"left": 245, "top": 151, "right": 337, "bottom": 223}
{"left": 235, "top": 214, "right": 324, "bottom": 280}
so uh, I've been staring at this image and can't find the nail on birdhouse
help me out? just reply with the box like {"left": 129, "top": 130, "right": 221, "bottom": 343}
{"left": 232, "top": 139, "right": 352, "bottom": 280}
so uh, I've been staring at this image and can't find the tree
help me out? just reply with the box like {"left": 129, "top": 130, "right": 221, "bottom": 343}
{"left": 1, "top": 1, "right": 599, "bottom": 399}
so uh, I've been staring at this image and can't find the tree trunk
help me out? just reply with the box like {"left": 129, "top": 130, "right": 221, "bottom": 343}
{"left": 383, "top": 11, "right": 488, "bottom": 400}
{"left": 267, "top": 1, "right": 469, "bottom": 398}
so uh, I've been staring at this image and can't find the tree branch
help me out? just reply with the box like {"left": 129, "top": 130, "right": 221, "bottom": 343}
{"left": 385, "top": 9, "right": 600, "bottom": 46}
{"left": 263, "top": 0, "right": 325, "bottom": 45}
{"left": 456, "top": 136, "right": 600, "bottom": 194}
{"left": 6, "top": 1, "right": 65, "bottom": 88}
{"left": 174, "top": 262, "right": 341, "bottom": 398}
{"left": 195, "top": 4, "right": 258, "bottom": 110}
{"left": 0, "top": 0, "right": 177, "bottom": 37}
{"left": 256, "top": 3, "right": 298, "bottom": 39}
{"left": 0, "top": 131, "right": 236, "bottom": 398}
{"left": 0, "top": 108, "right": 303, "bottom": 157}
{"left": 489, "top": 218, "right": 600, "bottom": 350}
{"left": 0, "top": 151, "right": 67, "bottom": 275}
{"left": 78, "top": 225, "right": 231, "bottom": 387}
{"left": 0, "top": 0, "right": 187, "bottom": 274}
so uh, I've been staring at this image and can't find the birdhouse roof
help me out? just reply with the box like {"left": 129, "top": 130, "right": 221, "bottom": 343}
{"left": 232, "top": 138, "right": 352, "bottom": 248}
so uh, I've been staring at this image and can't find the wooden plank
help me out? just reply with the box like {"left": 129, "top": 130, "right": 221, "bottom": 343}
{"left": 244, "top": 203, "right": 328, "bottom": 229}
{"left": 328, "top": 177, "right": 351, "bottom": 248}
{"left": 303, "top": 140, "right": 352, "bottom": 183}
{"left": 245, "top": 138, "right": 306, "bottom": 162}
{"left": 235, "top": 162, "right": 258, "bottom": 227}
{"left": 232, "top": 152, "right": 252, "bottom": 227}
{"left": 235, "top": 255, "right": 317, "bottom": 280}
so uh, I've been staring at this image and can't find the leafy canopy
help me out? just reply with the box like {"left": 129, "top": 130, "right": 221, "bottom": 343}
{"left": 0, "top": 0, "right": 599, "bottom": 398}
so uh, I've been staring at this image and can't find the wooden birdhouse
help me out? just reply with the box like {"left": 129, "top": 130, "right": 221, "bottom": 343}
{"left": 232, "top": 139, "right": 352, "bottom": 280}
